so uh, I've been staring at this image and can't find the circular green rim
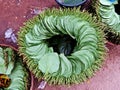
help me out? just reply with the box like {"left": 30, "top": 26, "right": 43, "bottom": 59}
{"left": 18, "top": 8, "right": 106, "bottom": 85}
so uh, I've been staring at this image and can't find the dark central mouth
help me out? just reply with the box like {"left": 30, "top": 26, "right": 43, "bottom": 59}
{"left": 47, "top": 34, "right": 77, "bottom": 56}
{"left": 114, "top": 1, "right": 120, "bottom": 15}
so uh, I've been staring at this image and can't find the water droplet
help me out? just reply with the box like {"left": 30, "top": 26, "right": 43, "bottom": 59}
{"left": 4, "top": 28, "right": 17, "bottom": 43}
{"left": 38, "top": 80, "right": 47, "bottom": 89}
{"left": 5, "top": 28, "right": 13, "bottom": 39}
{"left": 11, "top": 33, "right": 17, "bottom": 43}
{"left": 31, "top": 9, "right": 41, "bottom": 15}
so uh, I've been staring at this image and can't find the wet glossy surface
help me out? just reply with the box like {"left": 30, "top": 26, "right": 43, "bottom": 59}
{"left": 55, "top": 0, "right": 87, "bottom": 7}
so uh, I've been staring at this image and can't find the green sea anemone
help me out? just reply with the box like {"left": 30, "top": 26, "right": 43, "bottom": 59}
{"left": 92, "top": 0, "right": 120, "bottom": 44}
{"left": 0, "top": 46, "right": 30, "bottom": 90}
{"left": 18, "top": 8, "right": 106, "bottom": 85}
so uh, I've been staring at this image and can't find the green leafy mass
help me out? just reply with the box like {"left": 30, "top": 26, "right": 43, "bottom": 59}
{"left": 18, "top": 8, "right": 106, "bottom": 85}
{"left": 0, "top": 47, "right": 30, "bottom": 90}
{"left": 92, "top": 0, "right": 120, "bottom": 44}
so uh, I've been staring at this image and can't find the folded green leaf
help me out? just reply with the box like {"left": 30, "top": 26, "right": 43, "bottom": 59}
{"left": 39, "top": 53, "right": 60, "bottom": 74}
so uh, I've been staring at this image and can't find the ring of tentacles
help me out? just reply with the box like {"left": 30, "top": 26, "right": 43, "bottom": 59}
{"left": 18, "top": 8, "right": 106, "bottom": 85}
{"left": 94, "top": 0, "right": 120, "bottom": 44}
{"left": 0, "top": 46, "right": 30, "bottom": 90}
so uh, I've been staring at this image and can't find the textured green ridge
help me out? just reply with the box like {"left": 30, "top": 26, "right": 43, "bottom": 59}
{"left": 92, "top": 0, "right": 120, "bottom": 44}
{"left": 0, "top": 47, "right": 30, "bottom": 90}
{"left": 18, "top": 8, "right": 106, "bottom": 85}
{"left": 99, "top": 0, "right": 120, "bottom": 31}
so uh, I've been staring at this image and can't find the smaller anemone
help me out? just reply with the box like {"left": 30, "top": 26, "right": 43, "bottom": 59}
{"left": 91, "top": 0, "right": 120, "bottom": 44}
{"left": 0, "top": 46, "right": 30, "bottom": 90}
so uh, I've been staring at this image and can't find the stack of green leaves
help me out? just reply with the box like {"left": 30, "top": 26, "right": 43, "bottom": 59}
{"left": 0, "top": 47, "right": 30, "bottom": 90}
{"left": 91, "top": 0, "right": 120, "bottom": 44}
{"left": 18, "top": 8, "right": 106, "bottom": 85}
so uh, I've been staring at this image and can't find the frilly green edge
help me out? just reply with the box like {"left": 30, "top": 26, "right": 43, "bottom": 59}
{"left": 18, "top": 8, "right": 106, "bottom": 85}
{"left": 92, "top": 0, "right": 120, "bottom": 44}
{"left": 0, "top": 47, "right": 30, "bottom": 90}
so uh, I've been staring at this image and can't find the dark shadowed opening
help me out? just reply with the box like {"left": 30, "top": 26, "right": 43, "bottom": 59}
{"left": 46, "top": 34, "right": 77, "bottom": 56}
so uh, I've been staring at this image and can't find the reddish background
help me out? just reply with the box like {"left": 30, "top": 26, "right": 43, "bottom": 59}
{"left": 0, "top": 0, "right": 120, "bottom": 90}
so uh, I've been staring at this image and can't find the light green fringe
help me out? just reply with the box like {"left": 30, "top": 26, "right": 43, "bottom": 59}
{"left": 18, "top": 8, "right": 106, "bottom": 85}
{"left": 91, "top": 0, "right": 120, "bottom": 44}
